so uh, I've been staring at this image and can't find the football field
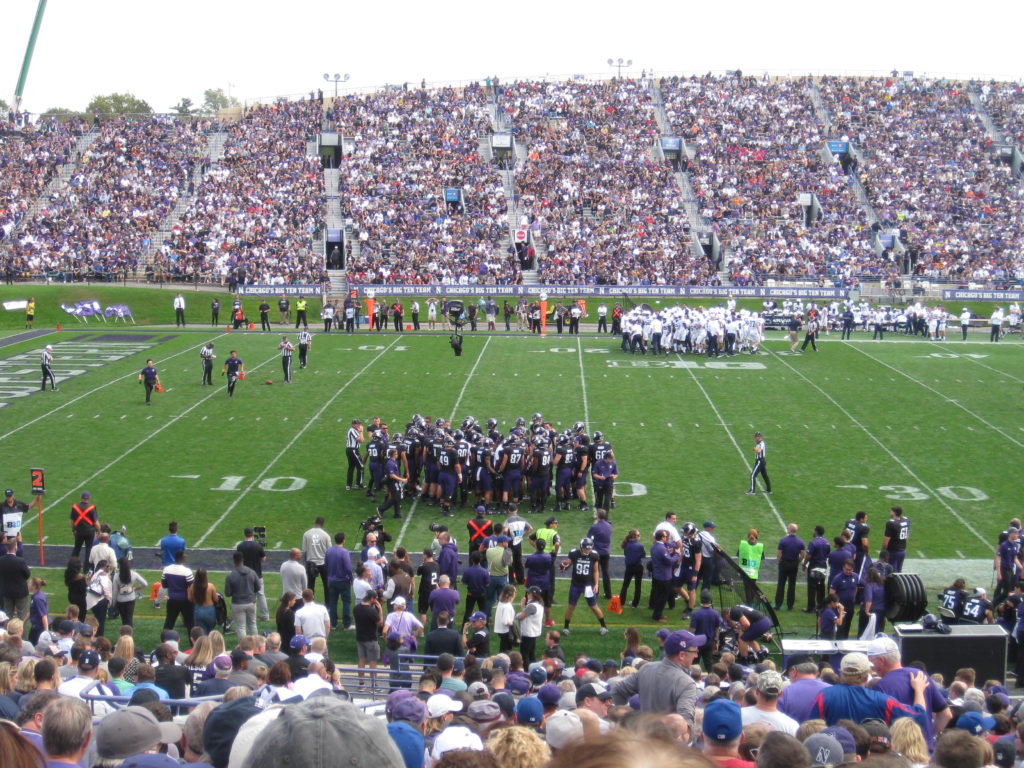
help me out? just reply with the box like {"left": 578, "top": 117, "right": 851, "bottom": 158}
{"left": 0, "top": 323, "right": 1020, "bottom": 583}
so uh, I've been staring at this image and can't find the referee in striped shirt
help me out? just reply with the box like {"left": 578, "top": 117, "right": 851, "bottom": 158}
{"left": 346, "top": 419, "right": 365, "bottom": 490}
{"left": 746, "top": 431, "right": 772, "bottom": 495}
{"left": 279, "top": 335, "right": 295, "bottom": 383}
{"left": 298, "top": 328, "right": 313, "bottom": 368}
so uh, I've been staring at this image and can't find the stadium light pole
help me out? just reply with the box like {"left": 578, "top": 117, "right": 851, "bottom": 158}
{"left": 607, "top": 58, "right": 633, "bottom": 79}
{"left": 323, "top": 73, "right": 350, "bottom": 98}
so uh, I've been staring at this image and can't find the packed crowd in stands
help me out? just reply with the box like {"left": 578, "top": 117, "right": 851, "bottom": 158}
{"left": 153, "top": 100, "right": 326, "bottom": 286}
{"left": 336, "top": 84, "right": 518, "bottom": 286}
{"left": 2, "top": 75, "right": 1024, "bottom": 290}
{"left": 503, "top": 79, "right": 717, "bottom": 286}
{"left": 980, "top": 82, "right": 1024, "bottom": 153}
{"left": 660, "top": 75, "right": 880, "bottom": 286}
{"left": 4, "top": 116, "right": 207, "bottom": 282}
{"left": 0, "top": 117, "right": 89, "bottom": 253}
{"left": 820, "top": 76, "right": 1024, "bottom": 285}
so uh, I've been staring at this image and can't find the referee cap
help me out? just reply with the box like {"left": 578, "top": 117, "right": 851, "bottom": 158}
{"left": 45, "top": 344, "right": 52, "bottom": 350}
{"left": 754, "top": 431, "right": 762, "bottom": 437}
{"left": 351, "top": 418, "right": 362, "bottom": 424}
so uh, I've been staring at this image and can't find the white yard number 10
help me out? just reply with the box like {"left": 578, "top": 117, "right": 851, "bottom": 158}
{"left": 879, "top": 485, "right": 989, "bottom": 502}
{"left": 211, "top": 475, "right": 308, "bottom": 492}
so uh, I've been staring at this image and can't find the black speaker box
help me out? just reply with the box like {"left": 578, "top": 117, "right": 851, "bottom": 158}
{"left": 894, "top": 625, "right": 1007, "bottom": 684}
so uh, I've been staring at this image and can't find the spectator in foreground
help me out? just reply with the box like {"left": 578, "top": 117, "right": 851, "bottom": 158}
{"left": 42, "top": 696, "right": 93, "bottom": 768}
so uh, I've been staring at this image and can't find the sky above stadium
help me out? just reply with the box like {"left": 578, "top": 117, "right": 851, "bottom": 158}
{"left": 3, "top": 0, "right": 1022, "bottom": 114}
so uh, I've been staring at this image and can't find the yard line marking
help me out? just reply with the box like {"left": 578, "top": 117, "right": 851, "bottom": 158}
{"left": 0, "top": 331, "right": 231, "bottom": 443}
{"left": 22, "top": 349, "right": 281, "bottom": 530}
{"left": 955, "top": 550, "right": 966, "bottom": 559}
{"left": 678, "top": 355, "right": 785, "bottom": 532}
{"left": 845, "top": 342, "right": 1024, "bottom": 450}
{"left": 396, "top": 336, "right": 492, "bottom": 548}
{"left": 917, "top": 550, "right": 925, "bottom": 558}
{"left": 196, "top": 338, "right": 403, "bottom": 547}
{"left": 765, "top": 348, "right": 988, "bottom": 547}
{"left": 927, "top": 342, "right": 1024, "bottom": 385}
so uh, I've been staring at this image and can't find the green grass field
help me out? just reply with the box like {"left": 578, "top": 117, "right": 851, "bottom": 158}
{"left": 1, "top": 294, "right": 1022, "bottom": 662}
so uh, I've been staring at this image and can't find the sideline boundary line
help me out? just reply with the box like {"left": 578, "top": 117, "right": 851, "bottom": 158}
{"left": 396, "top": 336, "right": 492, "bottom": 548}
{"left": 23, "top": 345, "right": 277, "bottom": 529}
{"left": 764, "top": 348, "right": 989, "bottom": 548}
{"left": 0, "top": 332, "right": 229, "bottom": 443}
{"left": 195, "top": 338, "right": 403, "bottom": 546}
{"left": 677, "top": 354, "right": 786, "bottom": 532}
{"left": 844, "top": 341, "right": 1024, "bottom": 450}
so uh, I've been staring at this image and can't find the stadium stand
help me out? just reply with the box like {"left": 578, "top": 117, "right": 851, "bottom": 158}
{"left": 820, "top": 76, "right": 1024, "bottom": 285}
{"left": 153, "top": 99, "right": 326, "bottom": 286}
{"left": 504, "top": 78, "right": 716, "bottom": 286}
{"left": 334, "top": 84, "right": 517, "bottom": 286}
{"left": 661, "top": 75, "right": 878, "bottom": 285}
{"left": 0, "top": 76, "right": 1023, "bottom": 288}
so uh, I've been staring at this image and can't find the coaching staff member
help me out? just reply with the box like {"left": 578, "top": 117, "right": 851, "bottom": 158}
{"left": 746, "top": 431, "right": 771, "bottom": 495}
{"left": 346, "top": 419, "right": 365, "bottom": 490}
{"left": 774, "top": 523, "right": 805, "bottom": 611}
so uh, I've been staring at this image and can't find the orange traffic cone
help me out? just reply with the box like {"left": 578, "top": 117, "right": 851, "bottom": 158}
{"left": 607, "top": 595, "right": 623, "bottom": 614}
{"left": 57, "top": 322, "right": 62, "bottom": 332}
{"left": 248, "top": 322, "right": 255, "bottom": 330}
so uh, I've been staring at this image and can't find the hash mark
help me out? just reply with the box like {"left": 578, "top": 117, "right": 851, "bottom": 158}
{"left": 956, "top": 550, "right": 966, "bottom": 559}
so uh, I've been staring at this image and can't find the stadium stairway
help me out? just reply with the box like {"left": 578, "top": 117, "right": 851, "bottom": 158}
{"left": 142, "top": 130, "right": 230, "bottom": 270}
{"left": 326, "top": 268, "right": 348, "bottom": 300}
{"left": 0, "top": 127, "right": 100, "bottom": 260}
{"left": 649, "top": 81, "right": 715, "bottom": 264}
{"left": 807, "top": 80, "right": 881, "bottom": 228}
{"left": 968, "top": 86, "right": 1016, "bottom": 151}
{"left": 477, "top": 135, "right": 493, "bottom": 164}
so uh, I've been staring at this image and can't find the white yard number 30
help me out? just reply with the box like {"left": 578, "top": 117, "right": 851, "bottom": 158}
{"left": 879, "top": 485, "right": 989, "bottom": 502}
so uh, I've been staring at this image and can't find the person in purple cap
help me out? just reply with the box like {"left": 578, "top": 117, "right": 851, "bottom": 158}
{"left": 611, "top": 629, "right": 705, "bottom": 729}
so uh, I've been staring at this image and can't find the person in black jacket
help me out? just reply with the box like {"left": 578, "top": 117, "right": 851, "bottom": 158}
{"left": 0, "top": 537, "right": 30, "bottom": 619}
{"left": 423, "top": 610, "right": 464, "bottom": 657}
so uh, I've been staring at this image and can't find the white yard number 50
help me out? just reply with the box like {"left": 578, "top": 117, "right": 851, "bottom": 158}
{"left": 879, "top": 485, "right": 988, "bottom": 502}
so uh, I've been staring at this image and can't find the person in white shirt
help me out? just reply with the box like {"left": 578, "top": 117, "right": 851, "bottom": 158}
{"left": 960, "top": 308, "right": 972, "bottom": 341}
{"left": 740, "top": 671, "right": 799, "bottom": 735}
{"left": 294, "top": 589, "right": 331, "bottom": 640}
{"left": 58, "top": 649, "right": 116, "bottom": 714}
{"left": 990, "top": 308, "right": 1004, "bottom": 342}
{"left": 89, "top": 532, "right": 118, "bottom": 572}
{"left": 173, "top": 293, "right": 186, "bottom": 326}
{"left": 654, "top": 512, "right": 682, "bottom": 545}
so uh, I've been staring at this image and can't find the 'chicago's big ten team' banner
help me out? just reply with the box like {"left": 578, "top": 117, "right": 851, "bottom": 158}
{"left": 348, "top": 284, "right": 849, "bottom": 299}
{"left": 238, "top": 285, "right": 327, "bottom": 297}
{"left": 942, "top": 289, "right": 1024, "bottom": 302}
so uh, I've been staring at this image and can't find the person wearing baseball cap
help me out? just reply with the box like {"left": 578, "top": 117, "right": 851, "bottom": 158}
{"left": 57, "top": 648, "right": 118, "bottom": 714}
{"left": 741, "top": 670, "right": 798, "bottom": 735}
{"left": 701, "top": 698, "right": 747, "bottom": 764}
{"left": 868, "top": 634, "right": 951, "bottom": 747}
{"left": 611, "top": 629, "right": 704, "bottom": 730}
{"left": 462, "top": 610, "right": 490, "bottom": 657}
{"left": 1, "top": 488, "right": 28, "bottom": 556}
{"left": 811, "top": 652, "right": 929, "bottom": 729}
{"left": 575, "top": 682, "right": 613, "bottom": 722}
{"left": 95, "top": 705, "right": 182, "bottom": 761}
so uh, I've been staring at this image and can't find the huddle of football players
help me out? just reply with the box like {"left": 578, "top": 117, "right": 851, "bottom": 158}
{"left": 358, "top": 413, "right": 618, "bottom": 518}
{"left": 619, "top": 304, "right": 765, "bottom": 357}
